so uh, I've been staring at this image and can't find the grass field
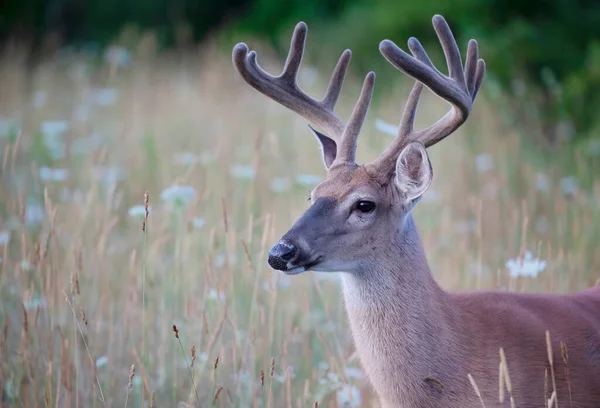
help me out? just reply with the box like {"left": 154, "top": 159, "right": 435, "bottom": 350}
{"left": 0, "top": 32, "right": 599, "bottom": 407}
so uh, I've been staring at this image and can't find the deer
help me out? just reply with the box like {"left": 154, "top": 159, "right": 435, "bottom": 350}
{"left": 232, "top": 14, "right": 600, "bottom": 408}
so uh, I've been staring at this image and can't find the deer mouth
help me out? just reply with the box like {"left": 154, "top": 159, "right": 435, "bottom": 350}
{"left": 282, "top": 257, "right": 323, "bottom": 275}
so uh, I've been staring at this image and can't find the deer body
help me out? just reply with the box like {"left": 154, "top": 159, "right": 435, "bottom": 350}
{"left": 343, "top": 213, "right": 600, "bottom": 407}
{"left": 232, "top": 15, "right": 600, "bottom": 407}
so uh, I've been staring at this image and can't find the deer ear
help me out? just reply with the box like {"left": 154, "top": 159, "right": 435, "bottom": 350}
{"left": 308, "top": 125, "right": 337, "bottom": 169}
{"left": 394, "top": 141, "right": 432, "bottom": 204}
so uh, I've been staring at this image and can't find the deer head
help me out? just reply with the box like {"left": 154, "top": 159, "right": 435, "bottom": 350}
{"left": 232, "top": 15, "right": 485, "bottom": 275}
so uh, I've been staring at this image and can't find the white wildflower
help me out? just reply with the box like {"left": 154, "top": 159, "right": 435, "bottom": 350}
{"left": 174, "top": 152, "right": 199, "bottom": 165}
{"left": 475, "top": 154, "right": 494, "bottom": 173}
{"left": 559, "top": 177, "right": 578, "bottom": 196}
{"left": 23, "top": 297, "right": 47, "bottom": 310}
{"left": 270, "top": 177, "right": 290, "bottom": 193}
{"left": 535, "top": 173, "right": 550, "bottom": 191}
{"left": 375, "top": 118, "right": 399, "bottom": 136}
{"left": 295, "top": 174, "right": 322, "bottom": 186}
{"left": 25, "top": 203, "right": 45, "bottom": 226}
{"left": 208, "top": 288, "right": 226, "bottom": 303}
{"left": 41, "top": 121, "right": 69, "bottom": 160}
{"left": 90, "top": 88, "right": 118, "bottom": 106}
{"left": 96, "top": 356, "right": 109, "bottom": 368}
{"left": 160, "top": 184, "right": 196, "bottom": 206}
{"left": 40, "top": 120, "right": 69, "bottom": 137}
{"left": 191, "top": 217, "right": 205, "bottom": 230}
{"left": 327, "top": 372, "right": 340, "bottom": 384}
{"left": 273, "top": 366, "right": 296, "bottom": 383}
{"left": 230, "top": 370, "right": 251, "bottom": 383}
{"left": 343, "top": 367, "right": 365, "bottom": 379}
{"left": 104, "top": 46, "right": 131, "bottom": 67}
{"left": 214, "top": 253, "right": 237, "bottom": 268}
{"left": 0, "top": 230, "right": 10, "bottom": 245}
{"left": 91, "top": 165, "right": 126, "bottom": 188}
{"left": 506, "top": 251, "right": 547, "bottom": 278}
{"left": 230, "top": 164, "right": 255, "bottom": 180}
{"left": 39, "top": 166, "right": 69, "bottom": 182}
{"left": 336, "top": 384, "right": 362, "bottom": 408}
{"left": 128, "top": 205, "right": 150, "bottom": 217}
{"left": 31, "top": 90, "right": 48, "bottom": 108}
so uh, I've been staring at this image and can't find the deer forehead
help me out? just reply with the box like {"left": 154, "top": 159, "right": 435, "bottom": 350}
{"left": 312, "top": 166, "right": 383, "bottom": 202}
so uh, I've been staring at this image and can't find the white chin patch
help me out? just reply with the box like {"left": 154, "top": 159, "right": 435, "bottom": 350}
{"left": 284, "top": 266, "right": 306, "bottom": 275}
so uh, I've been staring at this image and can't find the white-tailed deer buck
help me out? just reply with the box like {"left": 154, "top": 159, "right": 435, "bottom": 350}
{"left": 233, "top": 14, "right": 600, "bottom": 408}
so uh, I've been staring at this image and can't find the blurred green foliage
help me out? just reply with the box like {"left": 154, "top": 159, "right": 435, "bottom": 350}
{"left": 1, "top": 0, "right": 600, "bottom": 145}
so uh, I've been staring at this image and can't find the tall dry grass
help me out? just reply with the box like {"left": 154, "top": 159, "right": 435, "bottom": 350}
{"left": 0, "top": 30, "right": 599, "bottom": 407}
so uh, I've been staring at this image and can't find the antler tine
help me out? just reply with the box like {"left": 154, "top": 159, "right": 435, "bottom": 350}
{"left": 433, "top": 15, "right": 467, "bottom": 91}
{"left": 336, "top": 72, "right": 376, "bottom": 164}
{"left": 368, "top": 14, "right": 485, "bottom": 176}
{"left": 322, "top": 50, "right": 352, "bottom": 111}
{"left": 232, "top": 22, "right": 351, "bottom": 141}
{"left": 398, "top": 81, "right": 424, "bottom": 137}
{"left": 280, "top": 21, "right": 306, "bottom": 83}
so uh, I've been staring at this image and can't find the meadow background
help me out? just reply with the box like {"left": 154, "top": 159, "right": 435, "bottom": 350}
{"left": 1, "top": 1, "right": 600, "bottom": 407}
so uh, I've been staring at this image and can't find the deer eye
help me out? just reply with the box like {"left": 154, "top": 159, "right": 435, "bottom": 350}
{"left": 356, "top": 200, "right": 376, "bottom": 213}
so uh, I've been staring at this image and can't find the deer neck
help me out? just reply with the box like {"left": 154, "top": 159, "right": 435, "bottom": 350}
{"left": 340, "top": 213, "right": 460, "bottom": 406}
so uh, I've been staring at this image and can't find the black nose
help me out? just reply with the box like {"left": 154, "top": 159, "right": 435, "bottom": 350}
{"left": 268, "top": 242, "right": 297, "bottom": 270}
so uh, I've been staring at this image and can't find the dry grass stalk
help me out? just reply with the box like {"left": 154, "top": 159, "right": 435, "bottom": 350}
{"left": 172, "top": 324, "right": 201, "bottom": 406}
{"left": 190, "top": 344, "right": 196, "bottom": 368}
{"left": 221, "top": 197, "right": 229, "bottom": 234}
{"left": 80, "top": 309, "right": 87, "bottom": 326}
{"left": 142, "top": 191, "right": 149, "bottom": 232}
{"left": 205, "top": 305, "right": 228, "bottom": 357}
{"left": 128, "top": 364, "right": 135, "bottom": 390}
{"left": 545, "top": 368, "right": 549, "bottom": 407}
{"left": 560, "top": 341, "right": 573, "bottom": 408}
{"left": 212, "top": 385, "right": 223, "bottom": 405}
{"left": 546, "top": 330, "right": 559, "bottom": 408}
{"left": 132, "top": 346, "right": 153, "bottom": 398}
{"left": 498, "top": 361, "right": 504, "bottom": 402}
{"left": 499, "top": 348, "right": 516, "bottom": 407}
{"left": 468, "top": 373, "right": 487, "bottom": 408}
{"left": 63, "top": 291, "right": 106, "bottom": 405}
{"left": 124, "top": 364, "right": 135, "bottom": 408}
{"left": 141, "top": 190, "right": 149, "bottom": 406}
{"left": 548, "top": 391, "right": 557, "bottom": 407}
